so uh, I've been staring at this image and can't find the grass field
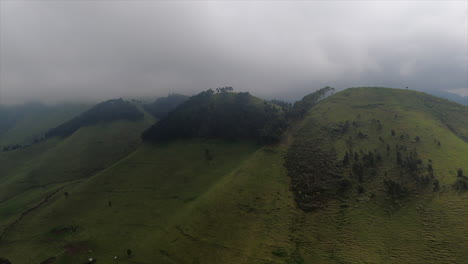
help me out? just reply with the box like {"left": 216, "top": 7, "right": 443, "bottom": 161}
{"left": 0, "top": 114, "right": 154, "bottom": 253}
{"left": 0, "top": 87, "right": 467, "bottom": 263}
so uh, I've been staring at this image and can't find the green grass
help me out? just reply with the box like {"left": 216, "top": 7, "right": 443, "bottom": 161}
{"left": 291, "top": 87, "right": 468, "bottom": 263}
{"left": 0, "top": 87, "right": 467, "bottom": 263}
{"left": 0, "top": 117, "right": 153, "bottom": 246}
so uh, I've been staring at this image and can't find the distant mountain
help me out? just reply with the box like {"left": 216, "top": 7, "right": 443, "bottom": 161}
{"left": 45, "top": 98, "right": 143, "bottom": 138}
{"left": 0, "top": 102, "right": 89, "bottom": 146}
{"left": 143, "top": 93, "right": 189, "bottom": 119}
{"left": 426, "top": 90, "right": 468, "bottom": 105}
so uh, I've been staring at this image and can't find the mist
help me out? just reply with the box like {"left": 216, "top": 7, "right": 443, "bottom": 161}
{"left": 1, "top": 1, "right": 467, "bottom": 105}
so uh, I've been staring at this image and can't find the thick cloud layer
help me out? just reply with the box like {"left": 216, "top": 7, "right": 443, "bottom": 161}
{"left": 1, "top": 1, "right": 467, "bottom": 104}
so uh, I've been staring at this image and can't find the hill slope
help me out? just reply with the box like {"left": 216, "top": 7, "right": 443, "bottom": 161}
{"left": 0, "top": 87, "right": 467, "bottom": 263}
{"left": 142, "top": 90, "right": 288, "bottom": 144}
{"left": 0, "top": 102, "right": 154, "bottom": 252}
{"left": 0, "top": 103, "right": 89, "bottom": 148}
{"left": 45, "top": 98, "right": 143, "bottom": 138}
{"left": 143, "top": 93, "right": 189, "bottom": 119}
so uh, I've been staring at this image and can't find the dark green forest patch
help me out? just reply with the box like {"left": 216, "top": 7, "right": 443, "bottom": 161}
{"left": 45, "top": 98, "right": 143, "bottom": 138}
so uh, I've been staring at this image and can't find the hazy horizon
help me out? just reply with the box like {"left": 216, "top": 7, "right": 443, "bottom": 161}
{"left": 1, "top": 1, "right": 467, "bottom": 105}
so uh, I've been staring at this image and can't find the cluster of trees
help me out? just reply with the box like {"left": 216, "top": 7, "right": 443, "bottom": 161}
{"left": 46, "top": 99, "right": 143, "bottom": 138}
{"left": 143, "top": 94, "right": 188, "bottom": 119}
{"left": 269, "top": 99, "right": 292, "bottom": 113}
{"left": 142, "top": 89, "right": 288, "bottom": 144}
{"left": 1, "top": 135, "right": 45, "bottom": 152}
{"left": 343, "top": 149, "right": 382, "bottom": 184}
{"left": 453, "top": 168, "right": 468, "bottom": 191}
{"left": 384, "top": 179, "right": 407, "bottom": 198}
{"left": 215, "top": 86, "right": 233, "bottom": 93}
{"left": 287, "top": 86, "right": 335, "bottom": 120}
{"left": 286, "top": 143, "right": 346, "bottom": 211}
{"left": 2, "top": 144, "right": 23, "bottom": 152}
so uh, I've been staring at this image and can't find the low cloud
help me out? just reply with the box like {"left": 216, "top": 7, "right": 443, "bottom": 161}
{"left": 1, "top": 1, "right": 466, "bottom": 104}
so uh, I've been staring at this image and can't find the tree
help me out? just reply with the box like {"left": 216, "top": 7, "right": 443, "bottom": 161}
{"left": 288, "top": 86, "right": 335, "bottom": 119}
{"left": 396, "top": 151, "right": 402, "bottom": 165}
{"left": 64, "top": 192, "right": 69, "bottom": 198}
{"left": 433, "top": 179, "right": 440, "bottom": 192}
{"left": 376, "top": 120, "right": 382, "bottom": 130}
{"left": 205, "top": 149, "right": 213, "bottom": 161}
{"left": 391, "top": 130, "right": 396, "bottom": 136}
{"left": 342, "top": 151, "right": 350, "bottom": 166}
{"left": 428, "top": 164, "right": 433, "bottom": 173}
{"left": 127, "top": 249, "right": 132, "bottom": 257}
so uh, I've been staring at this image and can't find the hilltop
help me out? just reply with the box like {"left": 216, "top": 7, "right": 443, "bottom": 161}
{"left": 0, "top": 103, "right": 89, "bottom": 149}
{"left": 143, "top": 93, "right": 189, "bottom": 119}
{"left": 287, "top": 87, "right": 468, "bottom": 211}
{"left": 0, "top": 87, "right": 466, "bottom": 263}
{"left": 142, "top": 89, "right": 288, "bottom": 144}
{"left": 45, "top": 98, "right": 143, "bottom": 139}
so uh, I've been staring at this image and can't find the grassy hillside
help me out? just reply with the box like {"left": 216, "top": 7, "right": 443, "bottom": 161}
{"left": 0, "top": 108, "right": 154, "bottom": 251}
{"left": 0, "top": 87, "right": 467, "bottom": 263}
{"left": 285, "top": 87, "right": 468, "bottom": 263}
{"left": 0, "top": 103, "right": 89, "bottom": 147}
{"left": 45, "top": 98, "right": 143, "bottom": 139}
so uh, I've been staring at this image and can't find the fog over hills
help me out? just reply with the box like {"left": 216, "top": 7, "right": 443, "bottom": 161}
{"left": 0, "top": 2, "right": 467, "bottom": 264}
{"left": 1, "top": 1, "right": 467, "bottom": 105}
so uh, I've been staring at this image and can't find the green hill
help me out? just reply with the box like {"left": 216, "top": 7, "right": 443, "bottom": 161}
{"left": 142, "top": 90, "right": 288, "bottom": 144}
{"left": 45, "top": 98, "right": 143, "bottom": 139}
{"left": 0, "top": 103, "right": 89, "bottom": 148}
{"left": 0, "top": 87, "right": 467, "bottom": 263}
{"left": 143, "top": 93, "right": 189, "bottom": 119}
{"left": 0, "top": 101, "right": 154, "bottom": 256}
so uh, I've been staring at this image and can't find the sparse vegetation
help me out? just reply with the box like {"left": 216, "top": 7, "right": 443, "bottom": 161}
{"left": 453, "top": 168, "right": 468, "bottom": 191}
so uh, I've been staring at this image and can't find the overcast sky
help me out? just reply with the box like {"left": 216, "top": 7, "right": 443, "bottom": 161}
{"left": 1, "top": 0, "right": 467, "bottom": 105}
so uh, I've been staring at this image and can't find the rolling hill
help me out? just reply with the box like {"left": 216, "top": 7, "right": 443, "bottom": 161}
{"left": 0, "top": 99, "right": 154, "bottom": 261}
{"left": 143, "top": 93, "right": 189, "bottom": 119}
{"left": 142, "top": 90, "right": 288, "bottom": 144}
{"left": 0, "top": 87, "right": 466, "bottom": 264}
{"left": 0, "top": 103, "right": 89, "bottom": 148}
